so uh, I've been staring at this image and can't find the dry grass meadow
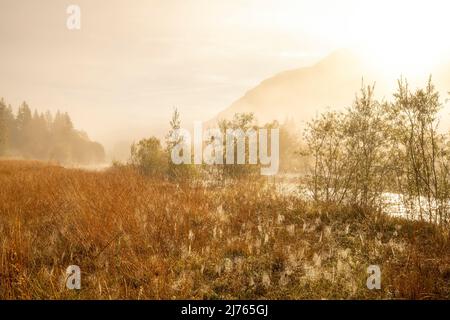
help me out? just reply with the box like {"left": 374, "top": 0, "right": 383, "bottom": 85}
{"left": 0, "top": 160, "right": 449, "bottom": 299}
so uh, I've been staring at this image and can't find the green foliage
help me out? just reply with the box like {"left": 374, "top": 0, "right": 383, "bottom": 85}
{"left": 278, "top": 117, "right": 302, "bottom": 172}
{"left": 343, "top": 84, "right": 391, "bottom": 208}
{"left": 165, "top": 108, "right": 198, "bottom": 181}
{"left": 304, "top": 78, "right": 450, "bottom": 225}
{"left": 130, "top": 137, "right": 168, "bottom": 176}
{"left": 0, "top": 99, "right": 8, "bottom": 155}
{"left": 216, "top": 113, "right": 261, "bottom": 180}
{"left": 304, "top": 110, "right": 349, "bottom": 204}
{"left": 386, "top": 78, "right": 449, "bottom": 223}
{"left": 0, "top": 98, "right": 105, "bottom": 164}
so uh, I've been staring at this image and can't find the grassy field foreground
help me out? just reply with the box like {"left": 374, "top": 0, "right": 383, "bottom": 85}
{"left": 0, "top": 160, "right": 449, "bottom": 299}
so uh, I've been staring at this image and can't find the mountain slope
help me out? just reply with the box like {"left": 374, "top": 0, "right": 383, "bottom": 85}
{"left": 211, "top": 50, "right": 450, "bottom": 128}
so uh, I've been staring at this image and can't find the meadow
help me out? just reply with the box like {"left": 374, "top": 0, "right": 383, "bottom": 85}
{"left": 0, "top": 160, "right": 448, "bottom": 299}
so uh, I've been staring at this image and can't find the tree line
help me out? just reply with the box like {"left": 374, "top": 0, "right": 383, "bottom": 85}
{"left": 0, "top": 98, "right": 105, "bottom": 164}
{"left": 126, "top": 77, "right": 448, "bottom": 226}
{"left": 304, "top": 78, "right": 449, "bottom": 226}
{"left": 129, "top": 109, "right": 301, "bottom": 182}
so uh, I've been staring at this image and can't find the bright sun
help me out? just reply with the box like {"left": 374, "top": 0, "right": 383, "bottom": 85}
{"left": 229, "top": 0, "right": 449, "bottom": 78}
{"left": 347, "top": 0, "right": 450, "bottom": 77}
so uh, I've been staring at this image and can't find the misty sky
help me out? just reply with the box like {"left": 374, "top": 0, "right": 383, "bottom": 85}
{"left": 1, "top": 0, "right": 449, "bottom": 151}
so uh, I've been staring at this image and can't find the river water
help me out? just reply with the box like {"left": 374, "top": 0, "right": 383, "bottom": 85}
{"left": 274, "top": 181, "right": 447, "bottom": 223}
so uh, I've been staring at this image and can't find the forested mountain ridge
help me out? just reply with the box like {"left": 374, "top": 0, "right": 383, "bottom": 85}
{"left": 0, "top": 98, "right": 105, "bottom": 164}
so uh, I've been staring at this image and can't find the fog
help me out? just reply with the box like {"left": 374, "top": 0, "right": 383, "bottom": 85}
{"left": 1, "top": 0, "right": 449, "bottom": 161}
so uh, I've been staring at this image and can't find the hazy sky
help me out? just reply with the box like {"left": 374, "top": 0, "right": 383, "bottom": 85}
{"left": 1, "top": 0, "right": 449, "bottom": 150}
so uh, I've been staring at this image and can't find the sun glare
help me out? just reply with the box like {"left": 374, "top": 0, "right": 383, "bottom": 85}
{"left": 348, "top": 0, "right": 450, "bottom": 77}
{"left": 242, "top": 0, "right": 450, "bottom": 77}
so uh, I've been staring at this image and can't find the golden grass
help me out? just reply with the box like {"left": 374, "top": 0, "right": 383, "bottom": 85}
{"left": 0, "top": 160, "right": 448, "bottom": 299}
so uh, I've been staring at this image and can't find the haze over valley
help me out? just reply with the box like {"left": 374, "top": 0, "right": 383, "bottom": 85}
{"left": 2, "top": 0, "right": 450, "bottom": 162}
